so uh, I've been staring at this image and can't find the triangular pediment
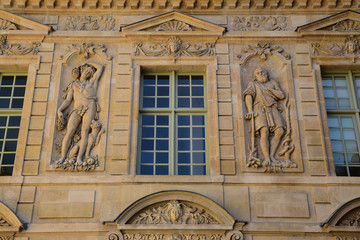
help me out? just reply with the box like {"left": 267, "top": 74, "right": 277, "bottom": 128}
{"left": 0, "top": 9, "right": 51, "bottom": 34}
{"left": 296, "top": 10, "right": 360, "bottom": 35}
{"left": 121, "top": 11, "right": 225, "bottom": 36}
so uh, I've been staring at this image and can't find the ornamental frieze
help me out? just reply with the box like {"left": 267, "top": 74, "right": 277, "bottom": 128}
{"left": 124, "top": 234, "right": 225, "bottom": 240}
{"left": 62, "top": 16, "right": 116, "bottom": 31}
{"left": 0, "top": 35, "right": 40, "bottom": 55}
{"left": 311, "top": 37, "right": 360, "bottom": 58}
{"left": 327, "top": 20, "right": 360, "bottom": 31}
{"left": 134, "top": 36, "right": 215, "bottom": 58}
{"left": 229, "top": 16, "right": 287, "bottom": 31}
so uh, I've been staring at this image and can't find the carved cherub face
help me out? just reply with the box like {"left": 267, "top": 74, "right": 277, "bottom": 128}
{"left": 346, "top": 40, "right": 358, "bottom": 54}
{"left": 167, "top": 37, "right": 182, "bottom": 55}
{"left": 254, "top": 68, "right": 268, "bottom": 83}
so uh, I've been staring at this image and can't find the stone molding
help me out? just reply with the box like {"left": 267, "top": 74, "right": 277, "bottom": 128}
{"left": 0, "top": 202, "right": 23, "bottom": 239}
{"left": 0, "top": 35, "right": 41, "bottom": 55}
{"left": 0, "top": 19, "right": 17, "bottom": 30}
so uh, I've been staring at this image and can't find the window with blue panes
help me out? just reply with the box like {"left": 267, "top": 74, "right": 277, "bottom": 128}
{"left": 322, "top": 72, "right": 360, "bottom": 176}
{"left": 138, "top": 72, "right": 207, "bottom": 175}
{"left": 0, "top": 73, "right": 26, "bottom": 176}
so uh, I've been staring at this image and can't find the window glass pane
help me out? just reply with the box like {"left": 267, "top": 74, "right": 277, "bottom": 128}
{"left": 178, "top": 152, "right": 190, "bottom": 163}
{"left": 335, "top": 166, "right": 348, "bottom": 176}
{"left": 347, "top": 153, "right": 360, "bottom": 164}
{"left": 0, "top": 87, "right": 12, "bottom": 97}
{"left": 143, "top": 75, "right": 155, "bottom": 84}
{"left": 4, "top": 141, "right": 17, "bottom": 151}
{"left": 192, "top": 98, "right": 204, "bottom": 108}
{"left": 156, "top": 165, "right": 168, "bottom": 175}
{"left": 141, "top": 140, "right": 154, "bottom": 150}
{"left": 13, "top": 87, "right": 25, "bottom": 97}
{"left": 0, "top": 166, "right": 13, "bottom": 176}
{"left": 178, "top": 98, "right": 190, "bottom": 108}
{"left": 178, "top": 140, "right": 190, "bottom": 150}
{"left": 140, "top": 165, "right": 153, "bottom": 175}
{"left": 192, "top": 165, "right": 206, "bottom": 175}
{"left": 178, "top": 127, "right": 190, "bottom": 138}
{"left": 0, "top": 99, "right": 10, "bottom": 108}
{"left": 322, "top": 79, "right": 333, "bottom": 86}
{"left": 156, "top": 152, "right": 168, "bottom": 163}
{"left": 343, "top": 129, "right": 356, "bottom": 140}
{"left": 178, "top": 116, "right": 190, "bottom": 125}
{"left": 143, "top": 86, "right": 155, "bottom": 96}
{"left": 156, "top": 128, "right": 169, "bottom": 138}
{"left": 1, "top": 76, "right": 14, "bottom": 85}
{"left": 325, "top": 99, "right": 336, "bottom": 109}
{"left": 337, "top": 99, "right": 351, "bottom": 109}
{"left": 142, "top": 115, "right": 154, "bottom": 125}
{"left": 349, "top": 167, "right": 360, "bottom": 176}
{"left": 157, "top": 116, "right": 169, "bottom": 126}
{"left": 157, "top": 87, "right": 169, "bottom": 96}
{"left": 142, "top": 127, "right": 154, "bottom": 138}
{"left": 329, "top": 129, "right": 341, "bottom": 139}
{"left": 335, "top": 79, "right": 347, "bottom": 86}
{"left": 193, "top": 152, "right": 206, "bottom": 163}
{"left": 331, "top": 140, "right": 344, "bottom": 152}
{"left": 328, "top": 116, "right": 339, "bottom": 127}
{"left": 178, "top": 165, "right": 190, "bottom": 175}
{"left": 143, "top": 97, "right": 155, "bottom": 108}
{"left": 141, "top": 152, "right": 154, "bottom": 164}
{"left": 8, "top": 116, "right": 20, "bottom": 126}
{"left": 333, "top": 153, "right": 345, "bottom": 165}
{"left": 178, "top": 87, "right": 190, "bottom": 96}
{"left": 157, "top": 98, "right": 169, "bottom": 108}
{"left": 2, "top": 153, "right": 15, "bottom": 164}
{"left": 345, "top": 141, "right": 358, "bottom": 152}
{"left": 178, "top": 75, "right": 189, "bottom": 85}
{"left": 15, "top": 76, "right": 27, "bottom": 85}
{"left": 11, "top": 99, "right": 23, "bottom": 108}
{"left": 341, "top": 117, "right": 354, "bottom": 127}
{"left": 156, "top": 140, "right": 168, "bottom": 150}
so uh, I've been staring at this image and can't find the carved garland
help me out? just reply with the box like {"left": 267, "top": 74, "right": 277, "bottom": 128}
{"left": 237, "top": 43, "right": 290, "bottom": 64}
{"left": 63, "top": 16, "right": 116, "bottom": 31}
{"left": 0, "top": 35, "right": 40, "bottom": 55}
{"left": 134, "top": 36, "right": 215, "bottom": 58}
{"left": 230, "top": 16, "right": 287, "bottom": 31}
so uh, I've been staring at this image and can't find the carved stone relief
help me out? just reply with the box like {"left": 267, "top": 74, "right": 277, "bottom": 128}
{"left": 0, "top": 19, "right": 17, "bottom": 30}
{"left": 325, "top": 20, "right": 360, "bottom": 31}
{"left": 229, "top": 16, "right": 287, "bottom": 31}
{"left": 311, "top": 36, "right": 360, "bottom": 58}
{"left": 336, "top": 237, "right": 360, "bottom": 240}
{"left": 0, "top": 217, "right": 10, "bottom": 227}
{"left": 0, "top": 35, "right": 40, "bottom": 55}
{"left": 53, "top": 44, "right": 109, "bottom": 171}
{"left": 131, "top": 200, "right": 219, "bottom": 224}
{"left": 238, "top": 43, "right": 290, "bottom": 62}
{"left": 134, "top": 36, "right": 215, "bottom": 58}
{"left": 0, "top": 236, "right": 13, "bottom": 240}
{"left": 336, "top": 207, "right": 360, "bottom": 227}
{"left": 63, "top": 16, "right": 116, "bottom": 31}
{"left": 156, "top": 20, "right": 193, "bottom": 31}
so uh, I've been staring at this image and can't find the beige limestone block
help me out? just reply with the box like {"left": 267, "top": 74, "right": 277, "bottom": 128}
{"left": 0, "top": 186, "right": 21, "bottom": 210}
{"left": 301, "top": 102, "right": 318, "bottom": 116}
{"left": 38, "top": 43, "right": 55, "bottom": 52}
{"left": 116, "top": 74, "right": 132, "bottom": 88}
{"left": 217, "top": 65, "right": 230, "bottom": 75}
{"left": 27, "top": 130, "right": 43, "bottom": 145}
{"left": 219, "top": 116, "right": 233, "bottom": 130}
{"left": 309, "top": 161, "right": 327, "bottom": 176}
{"left": 296, "top": 53, "right": 311, "bottom": 65}
{"left": 312, "top": 187, "right": 330, "bottom": 204}
{"left": 20, "top": 186, "right": 36, "bottom": 203}
{"left": 33, "top": 88, "right": 49, "bottom": 102}
{"left": 111, "top": 145, "right": 128, "bottom": 160}
{"left": 14, "top": 237, "right": 28, "bottom": 240}
{"left": 216, "top": 44, "right": 229, "bottom": 54}
{"left": 197, "top": 15, "right": 227, "bottom": 25}
{"left": 220, "top": 145, "right": 235, "bottom": 159}
{"left": 292, "top": 16, "right": 307, "bottom": 29}
{"left": 300, "top": 88, "right": 316, "bottom": 102}
{"left": 101, "top": 186, "right": 122, "bottom": 203}
{"left": 112, "top": 130, "right": 129, "bottom": 145}
{"left": 112, "top": 116, "right": 130, "bottom": 130}
{"left": 101, "top": 202, "right": 123, "bottom": 220}
{"left": 29, "top": 116, "right": 45, "bottom": 130}
{"left": 224, "top": 186, "right": 250, "bottom": 220}
{"left": 38, "top": 202, "right": 71, "bottom": 218}
{"left": 40, "top": 190, "right": 68, "bottom": 202}
{"left": 218, "top": 55, "right": 229, "bottom": 65}
{"left": 110, "top": 160, "right": 127, "bottom": 174}
{"left": 306, "top": 145, "right": 324, "bottom": 160}
{"left": 298, "top": 76, "right": 314, "bottom": 89}
{"left": 118, "top": 43, "right": 133, "bottom": 54}
{"left": 22, "top": 161, "right": 39, "bottom": 176}
{"left": 220, "top": 160, "right": 235, "bottom": 175}
{"left": 16, "top": 203, "right": 33, "bottom": 223}
{"left": 118, "top": 54, "right": 131, "bottom": 64}
{"left": 118, "top": 64, "right": 131, "bottom": 75}
{"left": 24, "top": 145, "right": 41, "bottom": 160}
{"left": 31, "top": 102, "right": 47, "bottom": 116}
{"left": 69, "top": 191, "right": 95, "bottom": 202}
{"left": 35, "top": 75, "right": 50, "bottom": 88}
{"left": 304, "top": 130, "right": 322, "bottom": 145}
{"left": 315, "top": 204, "right": 332, "bottom": 222}
{"left": 297, "top": 65, "right": 312, "bottom": 77}
{"left": 218, "top": 89, "right": 231, "bottom": 102}
{"left": 303, "top": 115, "right": 320, "bottom": 130}
{"left": 295, "top": 43, "right": 310, "bottom": 53}
{"left": 37, "top": 63, "right": 52, "bottom": 74}
{"left": 217, "top": 75, "right": 231, "bottom": 88}
{"left": 113, "top": 102, "right": 130, "bottom": 116}
{"left": 39, "top": 52, "right": 54, "bottom": 63}
{"left": 218, "top": 102, "right": 232, "bottom": 115}
{"left": 255, "top": 192, "right": 310, "bottom": 218}
{"left": 219, "top": 130, "right": 234, "bottom": 144}
{"left": 115, "top": 88, "right": 131, "bottom": 102}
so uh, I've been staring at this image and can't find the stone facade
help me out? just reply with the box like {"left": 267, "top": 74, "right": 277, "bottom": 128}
{"left": 0, "top": 2, "right": 360, "bottom": 240}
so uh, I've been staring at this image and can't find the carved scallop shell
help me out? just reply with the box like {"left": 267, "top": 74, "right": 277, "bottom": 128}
{"left": 0, "top": 19, "right": 17, "bottom": 30}
{"left": 156, "top": 20, "right": 193, "bottom": 31}
{"left": 333, "top": 20, "right": 360, "bottom": 31}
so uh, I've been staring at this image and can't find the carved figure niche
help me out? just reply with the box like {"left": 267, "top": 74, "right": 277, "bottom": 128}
{"left": 52, "top": 44, "right": 112, "bottom": 171}
{"left": 238, "top": 44, "right": 302, "bottom": 173}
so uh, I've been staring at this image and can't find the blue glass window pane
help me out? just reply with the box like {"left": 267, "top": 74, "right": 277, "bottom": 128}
{"left": 142, "top": 127, "right": 154, "bottom": 138}
{"left": 4, "top": 141, "right": 17, "bottom": 151}
{"left": 143, "top": 86, "right": 155, "bottom": 96}
{"left": 1, "top": 76, "right": 13, "bottom": 85}
{"left": 178, "top": 140, "right": 190, "bottom": 150}
{"left": 2, "top": 153, "right": 15, "bottom": 164}
{"left": 8, "top": 116, "right": 20, "bottom": 126}
{"left": 178, "top": 87, "right": 190, "bottom": 96}
{"left": 15, "top": 76, "right": 26, "bottom": 85}
{"left": 156, "top": 140, "right": 168, "bottom": 150}
{"left": 158, "top": 87, "right": 169, "bottom": 96}
{"left": 338, "top": 99, "right": 351, "bottom": 109}
{"left": 336, "top": 88, "right": 349, "bottom": 97}
{"left": 178, "top": 165, "right": 190, "bottom": 175}
{"left": 178, "top": 152, "right": 190, "bottom": 163}
{"left": 156, "top": 165, "right": 168, "bottom": 175}
{"left": 0, "top": 117, "right": 7, "bottom": 126}
{"left": 156, "top": 153, "right": 168, "bottom": 163}
{"left": 0, "top": 87, "right": 12, "bottom": 97}
{"left": 157, "top": 116, "right": 169, "bottom": 126}
{"left": 157, "top": 75, "right": 169, "bottom": 85}
{"left": 178, "top": 127, "right": 190, "bottom": 138}
{"left": 0, "top": 99, "right": 10, "bottom": 108}
{"left": 156, "top": 128, "right": 169, "bottom": 138}
{"left": 193, "top": 152, "right": 206, "bottom": 163}
{"left": 192, "top": 115, "right": 205, "bottom": 125}
{"left": 335, "top": 166, "right": 347, "bottom": 176}
{"left": 140, "top": 165, "right": 153, "bottom": 175}
{"left": 141, "top": 140, "right": 154, "bottom": 150}
{"left": 192, "top": 76, "right": 203, "bottom": 85}
{"left": 331, "top": 140, "right": 343, "bottom": 152}
{"left": 13, "top": 87, "right": 25, "bottom": 97}
{"left": 323, "top": 88, "right": 334, "bottom": 97}
{"left": 178, "top": 76, "right": 189, "bottom": 85}
{"left": 193, "top": 127, "right": 205, "bottom": 138}
{"left": 11, "top": 99, "right": 23, "bottom": 108}
{"left": 178, "top": 116, "right": 190, "bottom": 126}
{"left": 343, "top": 129, "right": 356, "bottom": 140}
{"left": 192, "top": 87, "right": 204, "bottom": 96}
{"left": 143, "top": 75, "right": 155, "bottom": 84}
{"left": 142, "top": 115, "right": 154, "bottom": 125}
{"left": 335, "top": 79, "right": 347, "bottom": 86}
{"left": 0, "top": 167, "right": 13, "bottom": 176}
{"left": 192, "top": 98, "right": 204, "bottom": 108}
{"left": 345, "top": 141, "right": 358, "bottom": 152}
{"left": 325, "top": 99, "right": 336, "bottom": 109}
{"left": 193, "top": 140, "right": 205, "bottom": 150}
{"left": 143, "top": 98, "right": 155, "bottom": 108}
{"left": 349, "top": 167, "right": 360, "bottom": 176}
{"left": 341, "top": 117, "right": 354, "bottom": 127}
{"left": 347, "top": 154, "right": 360, "bottom": 164}
{"left": 192, "top": 165, "right": 206, "bottom": 175}
{"left": 333, "top": 153, "right": 345, "bottom": 164}
{"left": 178, "top": 98, "right": 190, "bottom": 108}
{"left": 329, "top": 129, "right": 341, "bottom": 139}
{"left": 141, "top": 152, "right": 154, "bottom": 163}
{"left": 322, "top": 79, "right": 333, "bottom": 86}
{"left": 328, "top": 117, "right": 339, "bottom": 127}
{"left": 6, "top": 129, "right": 19, "bottom": 139}
{"left": 157, "top": 98, "right": 169, "bottom": 108}
{"left": 0, "top": 129, "right": 5, "bottom": 139}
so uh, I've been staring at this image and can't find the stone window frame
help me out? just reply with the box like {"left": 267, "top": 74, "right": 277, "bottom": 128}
{"left": 0, "top": 56, "right": 40, "bottom": 177}
{"left": 129, "top": 57, "right": 221, "bottom": 178}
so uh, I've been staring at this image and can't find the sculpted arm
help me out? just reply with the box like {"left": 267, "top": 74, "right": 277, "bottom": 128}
{"left": 244, "top": 94, "right": 255, "bottom": 120}
{"left": 87, "top": 62, "right": 104, "bottom": 87}
{"left": 57, "top": 87, "right": 73, "bottom": 120}
{"left": 271, "top": 80, "right": 285, "bottom": 100}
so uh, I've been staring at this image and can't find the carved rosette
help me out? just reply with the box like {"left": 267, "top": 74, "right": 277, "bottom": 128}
{"left": 63, "top": 16, "right": 116, "bottom": 31}
{"left": 134, "top": 36, "right": 215, "bottom": 58}
{"left": 0, "top": 19, "right": 17, "bottom": 30}
{"left": 156, "top": 20, "right": 193, "bottom": 31}
{"left": 230, "top": 16, "right": 287, "bottom": 31}
{"left": 311, "top": 37, "right": 360, "bottom": 60}
{"left": 131, "top": 200, "right": 219, "bottom": 225}
{"left": 237, "top": 43, "right": 290, "bottom": 64}
{"left": 0, "top": 35, "right": 40, "bottom": 55}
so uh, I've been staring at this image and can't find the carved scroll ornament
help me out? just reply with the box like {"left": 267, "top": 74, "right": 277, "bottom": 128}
{"left": 131, "top": 200, "right": 219, "bottom": 224}
{"left": 0, "top": 35, "right": 40, "bottom": 55}
{"left": 230, "top": 16, "right": 287, "bottom": 31}
{"left": 0, "top": 19, "right": 17, "bottom": 30}
{"left": 237, "top": 43, "right": 290, "bottom": 64}
{"left": 64, "top": 16, "right": 116, "bottom": 31}
{"left": 156, "top": 20, "right": 192, "bottom": 31}
{"left": 59, "top": 43, "right": 112, "bottom": 61}
{"left": 312, "top": 37, "right": 360, "bottom": 58}
{"left": 134, "top": 36, "right": 215, "bottom": 58}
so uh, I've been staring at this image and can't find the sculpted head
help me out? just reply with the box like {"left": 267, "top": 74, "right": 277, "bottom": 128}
{"left": 71, "top": 67, "right": 80, "bottom": 80}
{"left": 79, "top": 64, "right": 96, "bottom": 81}
{"left": 254, "top": 68, "right": 268, "bottom": 83}
{"left": 345, "top": 37, "right": 359, "bottom": 54}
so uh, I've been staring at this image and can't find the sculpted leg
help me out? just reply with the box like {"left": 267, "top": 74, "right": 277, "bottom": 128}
{"left": 76, "top": 106, "right": 96, "bottom": 165}
{"left": 58, "top": 114, "right": 81, "bottom": 164}
{"left": 259, "top": 127, "right": 271, "bottom": 166}
{"left": 270, "top": 127, "right": 285, "bottom": 163}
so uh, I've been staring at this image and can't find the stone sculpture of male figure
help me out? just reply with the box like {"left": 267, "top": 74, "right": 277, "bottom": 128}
{"left": 243, "top": 68, "right": 285, "bottom": 166}
{"left": 56, "top": 62, "right": 104, "bottom": 166}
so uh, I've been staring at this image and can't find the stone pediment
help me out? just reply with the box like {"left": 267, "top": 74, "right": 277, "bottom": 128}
{"left": 296, "top": 10, "right": 360, "bottom": 35}
{"left": 0, "top": 9, "right": 51, "bottom": 35}
{"left": 121, "top": 11, "right": 225, "bottom": 37}
{"left": 0, "top": 202, "right": 23, "bottom": 239}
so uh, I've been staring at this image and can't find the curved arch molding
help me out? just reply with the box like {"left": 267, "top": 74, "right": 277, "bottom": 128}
{"left": 0, "top": 202, "right": 23, "bottom": 240}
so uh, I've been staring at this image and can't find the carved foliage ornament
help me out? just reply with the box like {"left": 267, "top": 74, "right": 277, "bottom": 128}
{"left": 0, "top": 35, "right": 40, "bottom": 55}
{"left": 311, "top": 37, "right": 360, "bottom": 58}
{"left": 64, "top": 16, "right": 116, "bottom": 31}
{"left": 336, "top": 207, "right": 360, "bottom": 227}
{"left": 131, "top": 200, "right": 219, "bottom": 225}
{"left": 59, "top": 43, "right": 112, "bottom": 61}
{"left": 230, "top": 16, "right": 287, "bottom": 31}
{"left": 134, "top": 36, "right": 214, "bottom": 58}
{"left": 0, "top": 19, "right": 17, "bottom": 30}
{"left": 156, "top": 20, "right": 193, "bottom": 31}
{"left": 331, "top": 20, "right": 360, "bottom": 31}
{"left": 238, "top": 43, "right": 290, "bottom": 64}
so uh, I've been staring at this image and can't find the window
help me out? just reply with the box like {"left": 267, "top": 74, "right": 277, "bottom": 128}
{"left": 0, "top": 73, "right": 26, "bottom": 176}
{"left": 138, "top": 72, "right": 207, "bottom": 175}
{"left": 322, "top": 72, "right": 360, "bottom": 176}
